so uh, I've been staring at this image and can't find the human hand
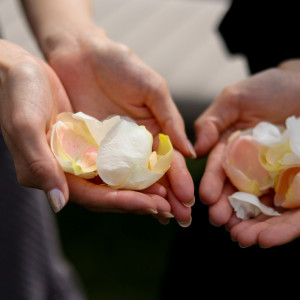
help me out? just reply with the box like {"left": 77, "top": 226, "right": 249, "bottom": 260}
{"left": 0, "top": 40, "right": 72, "bottom": 211}
{"left": 43, "top": 28, "right": 194, "bottom": 224}
{"left": 194, "top": 61, "right": 300, "bottom": 241}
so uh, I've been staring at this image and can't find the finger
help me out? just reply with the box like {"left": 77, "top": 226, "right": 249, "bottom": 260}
{"left": 167, "top": 188, "right": 192, "bottom": 227}
{"left": 194, "top": 90, "right": 239, "bottom": 157}
{"left": 257, "top": 209, "right": 300, "bottom": 248}
{"left": 2, "top": 123, "right": 69, "bottom": 213}
{"left": 167, "top": 150, "right": 195, "bottom": 207}
{"left": 208, "top": 180, "right": 236, "bottom": 226}
{"left": 147, "top": 80, "right": 196, "bottom": 158}
{"left": 199, "top": 141, "right": 227, "bottom": 205}
{"left": 66, "top": 174, "right": 172, "bottom": 215}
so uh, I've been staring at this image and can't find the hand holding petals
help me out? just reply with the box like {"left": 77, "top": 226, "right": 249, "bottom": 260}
{"left": 51, "top": 112, "right": 173, "bottom": 190}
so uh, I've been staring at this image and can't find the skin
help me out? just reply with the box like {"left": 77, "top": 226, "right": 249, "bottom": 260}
{"left": 194, "top": 60, "right": 300, "bottom": 247}
{"left": 0, "top": 0, "right": 195, "bottom": 225}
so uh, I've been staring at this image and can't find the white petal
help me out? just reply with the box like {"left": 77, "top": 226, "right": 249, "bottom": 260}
{"left": 228, "top": 192, "right": 280, "bottom": 220}
{"left": 97, "top": 118, "right": 153, "bottom": 186}
{"left": 115, "top": 164, "right": 164, "bottom": 190}
{"left": 252, "top": 122, "right": 282, "bottom": 146}
{"left": 286, "top": 116, "right": 300, "bottom": 157}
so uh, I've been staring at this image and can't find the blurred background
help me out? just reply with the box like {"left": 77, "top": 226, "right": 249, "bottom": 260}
{"left": 0, "top": 0, "right": 248, "bottom": 299}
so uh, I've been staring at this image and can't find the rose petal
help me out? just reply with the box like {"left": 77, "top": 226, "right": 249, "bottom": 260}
{"left": 51, "top": 120, "right": 98, "bottom": 179}
{"left": 274, "top": 166, "right": 300, "bottom": 208}
{"left": 224, "top": 135, "right": 273, "bottom": 196}
{"left": 286, "top": 116, "right": 300, "bottom": 157}
{"left": 253, "top": 121, "right": 282, "bottom": 147}
{"left": 229, "top": 192, "right": 281, "bottom": 220}
{"left": 97, "top": 118, "right": 153, "bottom": 187}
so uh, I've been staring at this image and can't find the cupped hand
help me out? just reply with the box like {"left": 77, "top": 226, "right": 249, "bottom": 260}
{"left": 45, "top": 28, "right": 194, "bottom": 224}
{"left": 227, "top": 204, "right": 300, "bottom": 248}
{"left": 0, "top": 40, "right": 72, "bottom": 210}
{"left": 194, "top": 62, "right": 300, "bottom": 242}
{"left": 195, "top": 65, "right": 300, "bottom": 207}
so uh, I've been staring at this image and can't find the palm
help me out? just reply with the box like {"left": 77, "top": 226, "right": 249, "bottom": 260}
{"left": 228, "top": 206, "right": 300, "bottom": 248}
{"left": 47, "top": 32, "right": 194, "bottom": 223}
{"left": 49, "top": 34, "right": 179, "bottom": 138}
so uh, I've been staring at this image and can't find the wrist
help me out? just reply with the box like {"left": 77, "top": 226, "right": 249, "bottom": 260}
{"left": 39, "top": 23, "right": 107, "bottom": 61}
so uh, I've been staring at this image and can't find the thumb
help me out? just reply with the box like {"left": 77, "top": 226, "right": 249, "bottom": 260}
{"left": 194, "top": 95, "right": 238, "bottom": 157}
{"left": 2, "top": 126, "right": 69, "bottom": 213}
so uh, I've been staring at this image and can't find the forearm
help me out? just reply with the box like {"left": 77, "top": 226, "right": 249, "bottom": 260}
{"left": 20, "top": 0, "right": 104, "bottom": 58}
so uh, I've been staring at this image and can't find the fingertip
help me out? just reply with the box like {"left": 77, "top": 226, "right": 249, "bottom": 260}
{"left": 47, "top": 188, "right": 67, "bottom": 213}
{"left": 194, "top": 120, "right": 220, "bottom": 157}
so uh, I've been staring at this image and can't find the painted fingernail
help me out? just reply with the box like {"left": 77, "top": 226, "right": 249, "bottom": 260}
{"left": 183, "top": 196, "right": 195, "bottom": 207}
{"left": 47, "top": 188, "right": 66, "bottom": 213}
{"left": 177, "top": 216, "right": 192, "bottom": 228}
{"left": 186, "top": 140, "right": 197, "bottom": 158}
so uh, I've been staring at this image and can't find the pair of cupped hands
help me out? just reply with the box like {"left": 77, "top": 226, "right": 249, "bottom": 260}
{"left": 2, "top": 27, "right": 300, "bottom": 247}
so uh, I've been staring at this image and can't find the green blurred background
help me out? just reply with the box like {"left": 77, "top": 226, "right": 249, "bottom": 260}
{"left": 56, "top": 157, "right": 206, "bottom": 300}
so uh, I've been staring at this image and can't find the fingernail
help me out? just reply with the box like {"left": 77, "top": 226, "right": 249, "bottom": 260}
{"left": 183, "top": 196, "right": 195, "bottom": 207}
{"left": 47, "top": 189, "right": 66, "bottom": 213}
{"left": 177, "top": 216, "right": 192, "bottom": 228}
{"left": 157, "top": 219, "right": 170, "bottom": 226}
{"left": 158, "top": 212, "right": 174, "bottom": 218}
{"left": 145, "top": 208, "right": 158, "bottom": 215}
{"left": 186, "top": 140, "right": 197, "bottom": 158}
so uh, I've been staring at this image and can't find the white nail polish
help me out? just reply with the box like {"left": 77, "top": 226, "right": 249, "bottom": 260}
{"left": 47, "top": 189, "right": 66, "bottom": 213}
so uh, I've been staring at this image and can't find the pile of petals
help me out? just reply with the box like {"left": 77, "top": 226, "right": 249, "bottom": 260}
{"left": 50, "top": 112, "right": 174, "bottom": 190}
{"left": 223, "top": 115, "right": 300, "bottom": 220}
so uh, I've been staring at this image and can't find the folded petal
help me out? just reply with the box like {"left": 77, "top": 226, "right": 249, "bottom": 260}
{"left": 97, "top": 118, "right": 153, "bottom": 187}
{"left": 286, "top": 116, "right": 300, "bottom": 157}
{"left": 224, "top": 134, "right": 273, "bottom": 196}
{"left": 99, "top": 133, "right": 173, "bottom": 190}
{"left": 51, "top": 120, "right": 98, "bottom": 179}
{"left": 253, "top": 121, "right": 283, "bottom": 147}
{"left": 229, "top": 192, "right": 280, "bottom": 220}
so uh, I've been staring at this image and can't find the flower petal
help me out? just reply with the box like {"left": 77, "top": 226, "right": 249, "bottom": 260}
{"left": 286, "top": 116, "right": 300, "bottom": 157}
{"left": 97, "top": 118, "right": 153, "bottom": 187}
{"left": 274, "top": 166, "right": 300, "bottom": 208}
{"left": 224, "top": 134, "right": 273, "bottom": 195}
{"left": 253, "top": 121, "right": 282, "bottom": 147}
{"left": 112, "top": 134, "right": 173, "bottom": 190}
{"left": 150, "top": 134, "right": 174, "bottom": 173}
{"left": 51, "top": 120, "right": 98, "bottom": 179}
{"left": 229, "top": 192, "right": 281, "bottom": 220}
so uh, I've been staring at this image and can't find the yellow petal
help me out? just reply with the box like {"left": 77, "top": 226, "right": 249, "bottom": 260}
{"left": 150, "top": 134, "right": 174, "bottom": 173}
{"left": 259, "top": 142, "right": 292, "bottom": 172}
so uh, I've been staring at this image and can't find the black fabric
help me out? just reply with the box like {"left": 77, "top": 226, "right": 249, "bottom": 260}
{"left": 219, "top": 1, "right": 300, "bottom": 74}
{"left": 0, "top": 130, "right": 86, "bottom": 300}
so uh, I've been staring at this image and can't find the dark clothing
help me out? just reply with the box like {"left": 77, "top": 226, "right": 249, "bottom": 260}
{"left": 219, "top": 1, "right": 300, "bottom": 74}
{"left": 0, "top": 130, "right": 86, "bottom": 300}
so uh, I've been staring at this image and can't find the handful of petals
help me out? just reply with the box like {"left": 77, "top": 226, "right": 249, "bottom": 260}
{"left": 224, "top": 116, "right": 300, "bottom": 220}
{"left": 51, "top": 112, "right": 174, "bottom": 190}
